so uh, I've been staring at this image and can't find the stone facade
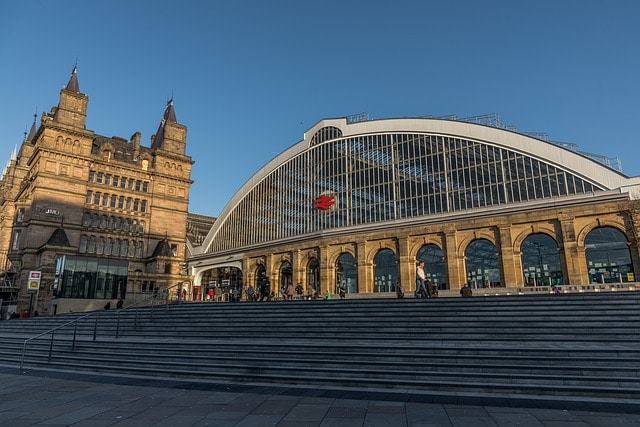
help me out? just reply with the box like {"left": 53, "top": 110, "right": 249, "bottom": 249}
{"left": 0, "top": 68, "right": 193, "bottom": 316}
{"left": 238, "top": 198, "right": 640, "bottom": 295}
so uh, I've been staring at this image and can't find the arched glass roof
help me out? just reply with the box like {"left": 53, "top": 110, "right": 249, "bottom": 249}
{"left": 198, "top": 117, "right": 636, "bottom": 254}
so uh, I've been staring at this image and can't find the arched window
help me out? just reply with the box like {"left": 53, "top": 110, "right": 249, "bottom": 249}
{"left": 521, "top": 233, "right": 562, "bottom": 286}
{"left": 307, "top": 258, "right": 320, "bottom": 294}
{"left": 120, "top": 240, "right": 128, "bottom": 257}
{"left": 96, "top": 237, "right": 104, "bottom": 255}
{"left": 88, "top": 236, "right": 96, "bottom": 254}
{"left": 82, "top": 212, "right": 90, "bottom": 227}
{"left": 105, "top": 238, "right": 112, "bottom": 255}
{"left": 136, "top": 241, "right": 144, "bottom": 258}
{"left": 465, "top": 239, "right": 502, "bottom": 288}
{"left": 335, "top": 252, "right": 358, "bottom": 294}
{"left": 128, "top": 240, "right": 136, "bottom": 257}
{"left": 112, "top": 239, "right": 120, "bottom": 256}
{"left": 585, "top": 227, "right": 634, "bottom": 283}
{"left": 416, "top": 244, "right": 448, "bottom": 290}
{"left": 79, "top": 235, "right": 88, "bottom": 253}
{"left": 373, "top": 249, "right": 398, "bottom": 293}
{"left": 280, "top": 261, "right": 293, "bottom": 293}
{"left": 102, "top": 150, "right": 111, "bottom": 162}
{"left": 91, "top": 214, "right": 99, "bottom": 227}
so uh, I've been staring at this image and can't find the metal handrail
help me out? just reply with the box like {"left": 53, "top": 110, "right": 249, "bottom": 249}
{"left": 20, "top": 282, "right": 183, "bottom": 369}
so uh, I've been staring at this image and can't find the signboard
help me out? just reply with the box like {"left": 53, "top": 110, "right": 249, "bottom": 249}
{"left": 28, "top": 271, "right": 41, "bottom": 293}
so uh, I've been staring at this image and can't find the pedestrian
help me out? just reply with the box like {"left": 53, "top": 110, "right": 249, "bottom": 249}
{"left": 247, "top": 284, "right": 255, "bottom": 301}
{"left": 338, "top": 283, "right": 346, "bottom": 299}
{"left": 285, "top": 283, "right": 294, "bottom": 301}
{"left": 207, "top": 287, "right": 214, "bottom": 301}
{"left": 415, "top": 261, "right": 429, "bottom": 298}
{"left": 551, "top": 284, "right": 561, "bottom": 294}
{"left": 460, "top": 284, "right": 473, "bottom": 297}
{"left": 396, "top": 282, "right": 405, "bottom": 298}
{"left": 295, "top": 283, "right": 304, "bottom": 300}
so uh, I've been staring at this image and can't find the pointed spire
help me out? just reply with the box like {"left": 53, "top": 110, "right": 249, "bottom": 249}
{"left": 10, "top": 145, "right": 17, "bottom": 161}
{"left": 151, "top": 99, "right": 177, "bottom": 149}
{"left": 164, "top": 99, "right": 177, "bottom": 123}
{"left": 65, "top": 64, "right": 80, "bottom": 92}
{"left": 25, "top": 113, "right": 37, "bottom": 142}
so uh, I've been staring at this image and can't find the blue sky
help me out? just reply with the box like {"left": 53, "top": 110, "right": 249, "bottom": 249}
{"left": 1, "top": 1, "right": 638, "bottom": 216}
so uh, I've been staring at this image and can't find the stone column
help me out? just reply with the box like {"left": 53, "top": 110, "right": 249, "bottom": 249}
{"left": 356, "top": 240, "right": 372, "bottom": 293}
{"left": 497, "top": 223, "right": 522, "bottom": 288}
{"left": 558, "top": 214, "right": 582, "bottom": 285}
{"left": 397, "top": 235, "right": 412, "bottom": 291}
{"left": 319, "top": 245, "right": 331, "bottom": 295}
{"left": 444, "top": 227, "right": 464, "bottom": 290}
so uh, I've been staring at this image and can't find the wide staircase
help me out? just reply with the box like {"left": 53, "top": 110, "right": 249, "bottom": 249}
{"left": 1, "top": 292, "right": 640, "bottom": 411}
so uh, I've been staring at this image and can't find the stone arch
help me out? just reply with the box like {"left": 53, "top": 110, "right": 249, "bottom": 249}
{"left": 373, "top": 247, "right": 398, "bottom": 293}
{"left": 576, "top": 219, "right": 628, "bottom": 248}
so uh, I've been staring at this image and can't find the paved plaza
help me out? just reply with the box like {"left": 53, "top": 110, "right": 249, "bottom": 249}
{"left": 0, "top": 366, "right": 639, "bottom": 426}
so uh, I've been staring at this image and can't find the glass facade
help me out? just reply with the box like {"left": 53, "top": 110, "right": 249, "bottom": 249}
{"left": 586, "top": 227, "right": 634, "bottom": 283}
{"left": 56, "top": 256, "right": 128, "bottom": 299}
{"left": 208, "top": 130, "right": 603, "bottom": 253}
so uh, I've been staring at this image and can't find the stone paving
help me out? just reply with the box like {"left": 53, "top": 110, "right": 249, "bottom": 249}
{"left": 1, "top": 367, "right": 639, "bottom": 426}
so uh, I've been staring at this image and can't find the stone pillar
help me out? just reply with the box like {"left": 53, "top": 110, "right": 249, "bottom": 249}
{"left": 625, "top": 209, "right": 640, "bottom": 281}
{"left": 558, "top": 215, "right": 582, "bottom": 285}
{"left": 397, "top": 235, "right": 412, "bottom": 291}
{"left": 356, "top": 240, "right": 372, "bottom": 293}
{"left": 319, "top": 245, "right": 331, "bottom": 295}
{"left": 497, "top": 223, "right": 522, "bottom": 288}
{"left": 444, "top": 228, "right": 464, "bottom": 290}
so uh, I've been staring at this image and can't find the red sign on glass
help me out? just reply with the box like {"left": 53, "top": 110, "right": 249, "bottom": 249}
{"left": 313, "top": 194, "right": 336, "bottom": 210}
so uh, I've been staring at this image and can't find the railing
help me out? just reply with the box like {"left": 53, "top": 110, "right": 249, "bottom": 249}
{"left": 20, "top": 282, "right": 183, "bottom": 369}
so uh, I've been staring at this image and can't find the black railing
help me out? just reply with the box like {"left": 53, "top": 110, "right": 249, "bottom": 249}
{"left": 20, "top": 282, "right": 183, "bottom": 369}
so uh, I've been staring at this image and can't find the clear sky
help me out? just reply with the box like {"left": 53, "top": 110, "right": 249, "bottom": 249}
{"left": 1, "top": 1, "right": 638, "bottom": 216}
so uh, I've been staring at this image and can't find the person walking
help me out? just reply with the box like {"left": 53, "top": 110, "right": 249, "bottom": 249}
{"left": 396, "top": 282, "right": 405, "bottom": 298}
{"left": 415, "top": 261, "right": 429, "bottom": 298}
{"left": 295, "top": 283, "right": 304, "bottom": 300}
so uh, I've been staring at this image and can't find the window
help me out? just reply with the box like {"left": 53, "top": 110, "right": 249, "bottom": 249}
{"left": 112, "top": 176, "right": 119, "bottom": 187}
{"left": 137, "top": 241, "right": 144, "bottom": 258}
{"left": 86, "top": 191, "right": 93, "bottom": 204}
{"left": 138, "top": 220, "right": 145, "bottom": 233}
{"left": 102, "top": 150, "right": 111, "bottom": 162}
{"left": 135, "top": 180, "right": 141, "bottom": 191}
{"left": 79, "top": 235, "right": 88, "bottom": 253}
{"left": 170, "top": 244, "right": 178, "bottom": 256}
{"left": 133, "top": 199, "right": 140, "bottom": 211}
{"left": 16, "top": 208, "right": 25, "bottom": 223}
{"left": 120, "top": 178, "right": 126, "bottom": 188}
{"left": 141, "top": 200, "right": 147, "bottom": 213}
{"left": 91, "top": 214, "right": 99, "bottom": 227}
{"left": 93, "top": 192, "right": 101, "bottom": 205}
{"left": 11, "top": 230, "right": 21, "bottom": 251}
{"left": 88, "top": 170, "right": 95, "bottom": 182}
{"left": 105, "top": 174, "right": 112, "bottom": 185}
{"left": 126, "top": 197, "right": 132, "bottom": 210}
{"left": 102, "top": 193, "right": 109, "bottom": 207}
{"left": 118, "top": 196, "right": 125, "bottom": 209}
{"left": 82, "top": 212, "right": 90, "bottom": 227}
{"left": 96, "top": 172, "right": 104, "bottom": 184}
{"left": 110, "top": 195, "right": 117, "bottom": 208}
{"left": 88, "top": 236, "right": 96, "bottom": 254}
{"left": 127, "top": 179, "right": 134, "bottom": 190}
{"left": 142, "top": 181, "right": 149, "bottom": 192}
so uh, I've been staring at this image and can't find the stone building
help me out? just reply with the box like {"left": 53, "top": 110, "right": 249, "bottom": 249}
{"left": 188, "top": 114, "right": 640, "bottom": 298}
{"left": 0, "top": 67, "right": 193, "bottom": 316}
